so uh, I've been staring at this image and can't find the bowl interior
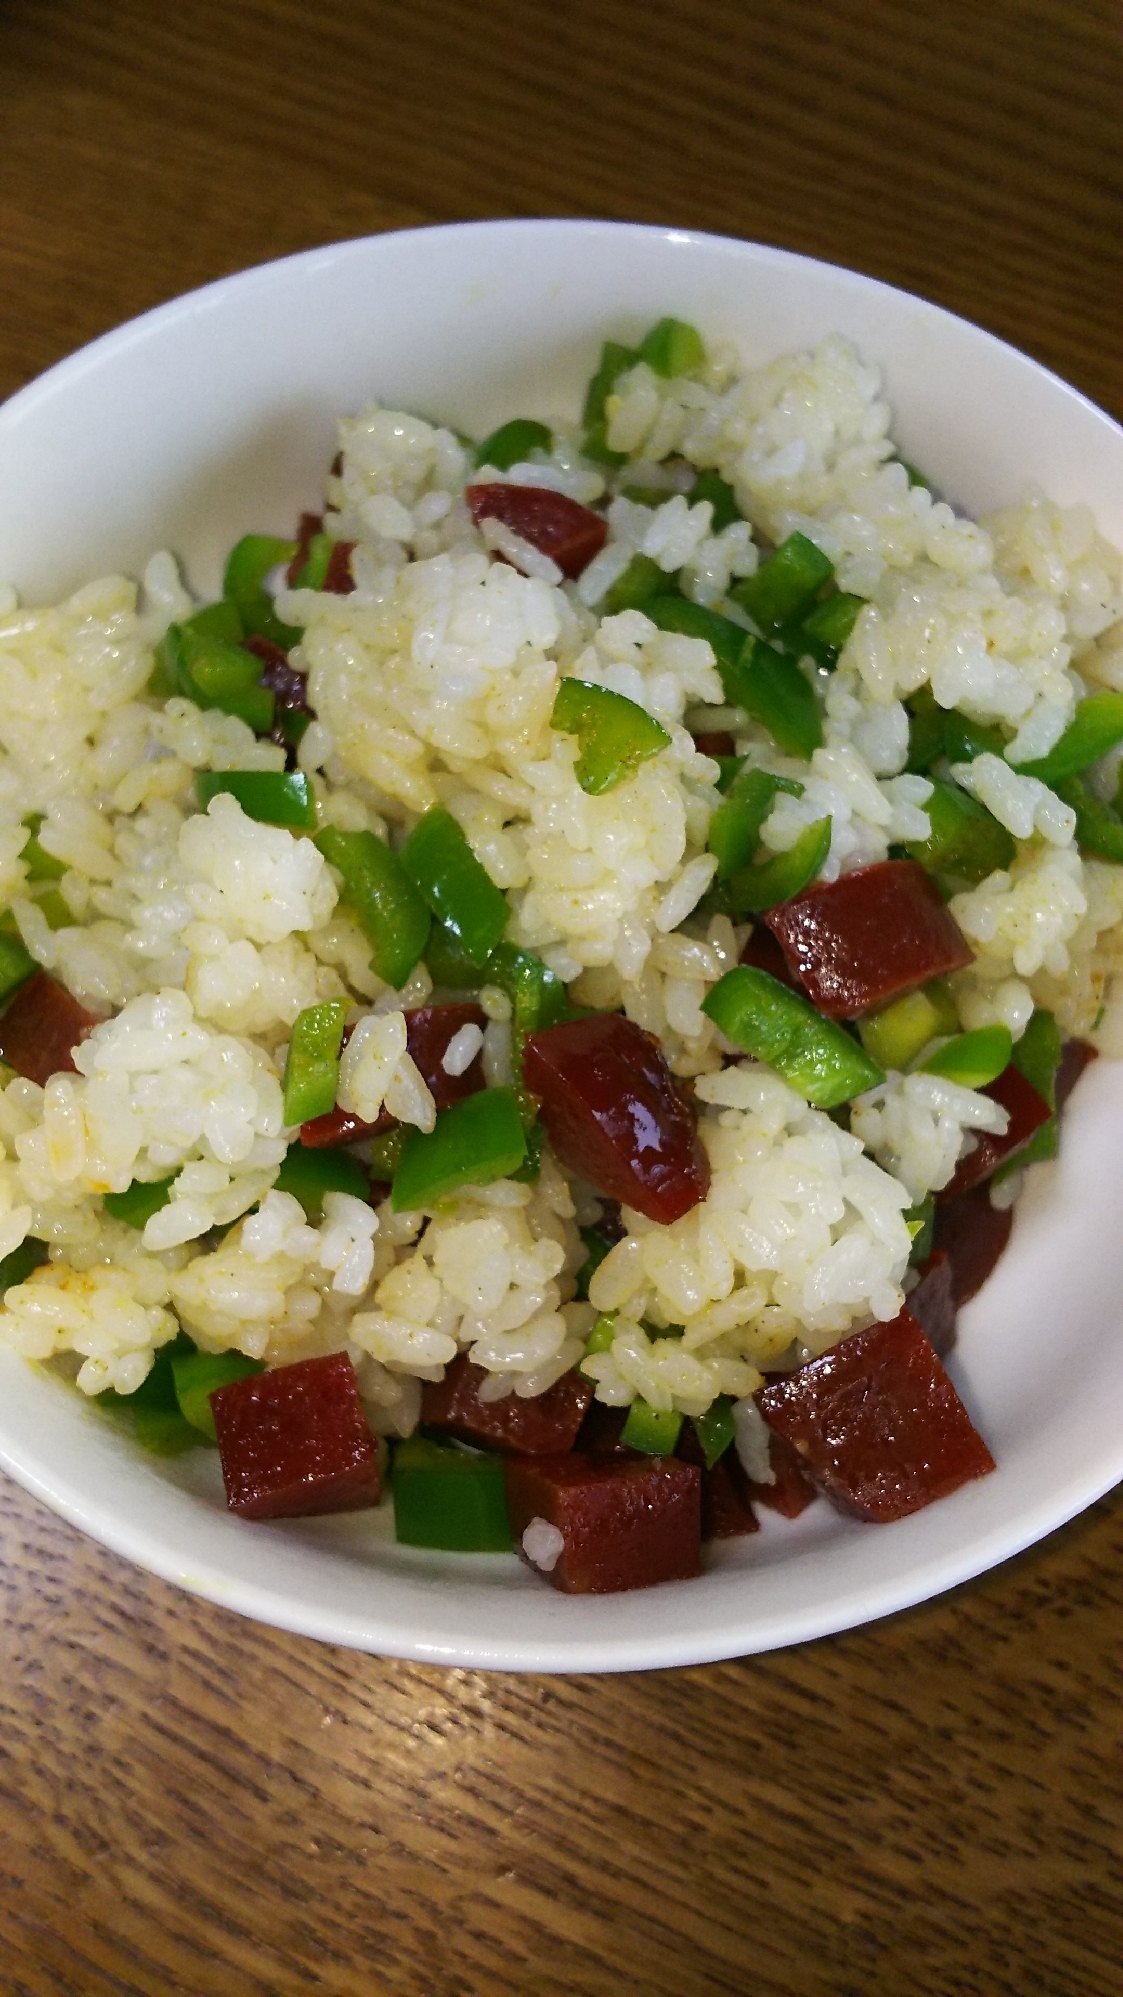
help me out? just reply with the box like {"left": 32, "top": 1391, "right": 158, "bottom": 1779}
{"left": 2, "top": 219, "right": 1122, "bottom": 1671}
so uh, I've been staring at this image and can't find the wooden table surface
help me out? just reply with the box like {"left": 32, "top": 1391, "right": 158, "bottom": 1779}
{"left": 2, "top": 3, "right": 1122, "bottom": 1991}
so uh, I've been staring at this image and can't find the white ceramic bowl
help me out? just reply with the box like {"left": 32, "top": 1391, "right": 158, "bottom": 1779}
{"left": 2, "top": 220, "right": 1122, "bottom": 1673}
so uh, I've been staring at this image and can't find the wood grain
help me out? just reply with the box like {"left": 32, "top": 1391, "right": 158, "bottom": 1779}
{"left": 1, "top": 3, "right": 1122, "bottom": 1992}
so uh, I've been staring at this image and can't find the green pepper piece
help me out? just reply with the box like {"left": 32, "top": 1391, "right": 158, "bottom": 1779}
{"left": 620, "top": 1396, "right": 683, "bottom": 1454}
{"left": 732, "top": 637, "right": 824, "bottom": 761}
{"left": 32, "top": 889, "right": 72, "bottom": 931}
{"left": 942, "top": 713, "right": 1007, "bottom": 766}
{"left": 708, "top": 767, "right": 803, "bottom": 881}
{"left": 315, "top": 826, "right": 432, "bottom": 990}
{"left": 919, "top": 1024, "right": 1013, "bottom": 1089}
{"left": 583, "top": 1311, "right": 618, "bottom": 1358}
{"left": 292, "top": 532, "right": 333, "bottom": 591}
{"left": 96, "top": 1331, "right": 200, "bottom": 1456}
{"left": 602, "top": 552, "right": 666, "bottom": 615}
{"left": 161, "top": 622, "right": 275, "bottom": 733}
{"left": 905, "top": 1194, "right": 935, "bottom": 1265}
{"left": 1013, "top": 692, "right": 1123, "bottom": 788}
{"left": 689, "top": 471, "right": 741, "bottom": 532}
{"left": 367, "top": 1126, "right": 407, "bottom": 1185}
{"left": 575, "top": 1229, "right": 615, "bottom": 1302}
{"left": 1012, "top": 1009, "right": 1062, "bottom": 1106}
{"left": 725, "top": 816, "right": 832, "bottom": 916}
{"left": 392, "top": 1435, "right": 513, "bottom": 1551}
{"left": 281, "top": 999, "right": 348, "bottom": 1126}
{"left": 790, "top": 591, "right": 865, "bottom": 669}
{"left": 904, "top": 778, "right": 1015, "bottom": 887}
{"left": 274, "top": 1141, "right": 370, "bottom": 1220}
{"left": 172, "top": 1348, "right": 265, "bottom": 1441}
{"left": 103, "top": 1174, "right": 176, "bottom": 1230}
{"left": 551, "top": 679, "right": 671, "bottom": 796}
{"left": 392, "top": 1086, "right": 527, "bottom": 1211}
{"left": 636, "top": 317, "right": 705, "bottom": 379}
{"left": 691, "top": 1396, "right": 736, "bottom": 1469}
{"left": 184, "top": 599, "right": 245, "bottom": 644}
{"left": 20, "top": 815, "right": 65, "bottom": 882}
{"left": 730, "top": 532, "right": 834, "bottom": 634}
{"left": 1056, "top": 775, "right": 1123, "bottom": 864}
{"left": 399, "top": 808, "right": 509, "bottom": 968}
{"left": 581, "top": 339, "right": 638, "bottom": 464}
{"left": 857, "top": 984, "right": 958, "bottom": 1071}
{"left": 905, "top": 685, "right": 948, "bottom": 774}
{"left": 0, "top": 1236, "right": 49, "bottom": 1293}
{"left": 702, "top": 966, "right": 885, "bottom": 1109}
{"left": 645, "top": 595, "right": 747, "bottom": 690}
{"left": 196, "top": 770, "right": 317, "bottom": 830}
{"left": 474, "top": 418, "right": 553, "bottom": 470}
{"left": 223, "top": 533, "right": 301, "bottom": 650}
{"left": 485, "top": 940, "right": 569, "bottom": 1128}
{"left": 899, "top": 461, "right": 932, "bottom": 490}
{"left": 424, "top": 919, "right": 486, "bottom": 990}
{"left": 0, "top": 932, "right": 34, "bottom": 1007}
{"left": 715, "top": 756, "right": 745, "bottom": 793}
{"left": 279, "top": 706, "right": 312, "bottom": 750}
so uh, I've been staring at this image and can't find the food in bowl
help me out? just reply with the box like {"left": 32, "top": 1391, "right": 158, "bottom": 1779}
{"left": 0, "top": 311, "right": 1120, "bottom": 1596}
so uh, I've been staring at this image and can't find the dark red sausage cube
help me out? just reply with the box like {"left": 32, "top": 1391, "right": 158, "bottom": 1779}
{"left": 211, "top": 1351, "right": 381, "bottom": 1520}
{"left": 301, "top": 1002, "right": 487, "bottom": 1147}
{"left": 324, "top": 540, "right": 355, "bottom": 594}
{"left": 692, "top": 731, "right": 737, "bottom": 758}
{"left": 676, "top": 1424, "right": 759, "bottom": 1539}
{"left": 746, "top": 1426, "right": 818, "bottom": 1519}
{"left": 931, "top": 1184, "right": 1013, "bottom": 1307}
{"left": 0, "top": 970, "right": 99, "bottom": 1086}
{"left": 504, "top": 1452, "right": 702, "bottom": 1593}
{"left": 523, "top": 1013, "right": 710, "bottom": 1224}
{"left": 936, "top": 1062, "right": 1051, "bottom": 1201}
{"left": 465, "top": 483, "right": 608, "bottom": 579}
{"left": 739, "top": 920, "right": 808, "bottom": 995}
{"left": 763, "top": 859, "right": 974, "bottom": 1018}
{"left": 286, "top": 512, "right": 324, "bottom": 585}
{"left": 421, "top": 1354, "right": 592, "bottom": 1455}
{"left": 905, "top": 1249, "right": 957, "bottom": 1357}
{"left": 756, "top": 1307, "right": 994, "bottom": 1523}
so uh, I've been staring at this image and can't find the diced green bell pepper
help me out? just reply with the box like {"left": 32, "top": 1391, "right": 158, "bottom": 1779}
{"left": 702, "top": 966, "right": 885, "bottom": 1109}
{"left": 551, "top": 678, "right": 671, "bottom": 796}
{"left": 857, "top": 983, "right": 959, "bottom": 1071}
{"left": 581, "top": 339, "right": 638, "bottom": 464}
{"left": 222, "top": 533, "right": 301, "bottom": 650}
{"left": 485, "top": 940, "right": 569, "bottom": 1128}
{"left": 731, "top": 637, "right": 824, "bottom": 761}
{"left": 905, "top": 1194, "right": 935, "bottom": 1265}
{"left": 281, "top": 999, "right": 348, "bottom": 1126}
{"left": 196, "top": 770, "right": 317, "bottom": 830}
{"left": 691, "top": 1396, "right": 736, "bottom": 1469}
{"left": 602, "top": 552, "right": 666, "bottom": 615}
{"left": 274, "top": 1141, "right": 370, "bottom": 1220}
{"left": 919, "top": 1024, "right": 1013, "bottom": 1089}
{"left": 32, "top": 889, "right": 72, "bottom": 931}
{"left": 0, "top": 1236, "right": 49, "bottom": 1293}
{"left": 645, "top": 595, "right": 747, "bottom": 689}
{"left": 474, "top": 418, "right": 553, "bottom": 470}
{"left": 789, "top": 591, "right": 865, "bottom": 670}
{"left": 103, "top": 1174, "right": 176, "bottom": 1230}
{"left": 620, "top": 1396, "right": 683, "bottom": 1454}
{"left": 904, "top": 778, "right": 1015, "bottom": 887}
{"left": 315, "top": 826, "right": 432, "bottom": 990}
{"left": 160, "top": 621, "right": 275, "bottom": 733}
{"left": 0, "top": 932, "right": 36, "bottom": 1006}
{"left": 392, "top": 1086, "right": 526, "bottom": 1210}
{"left": 708, "top": 766, "right": 803, "bottom": 881}
{"left": 725, "top": 816, "right": 831, "bottom": 916}
{"left": 583, "top": 1311, "right": 618, "bottom": 1357}
{"left": 1012, "top": 692, "right": 1123, "bottom": 788}
{"left": 424, "top": 919, "right": 486, "bottom": 990}
{"left": 172, "top": 1348, "right": 265, "bottom": 1441}
{"left": 905, "top": 686, "right": 948, "bottom": 774}
{"left": 942, "top": 713, "right": 1007, "bottom": 766}
{"left": 399, "top": 809, "right": 509, "bottom": 968}
{"left": 392, "top": 1435, "right": 513, "bottom": 1551}
{"left": 992, "top": 1008, "right": 1065, "bottom": 1179}
{"left": 20, "top": 815, "right": 65, "bottom": 882}
{"left": 689, "top": 470, "right": 742, "bottom": 532}
{"left": 367, "top": 1126, "right": 407, "bottom": 1185}
{"left": 731, "top": 532, "right": 834, "bottom": 634}
{"left": 1057, "top": 775, "right": 1123, "bottom": 864}
{"left": 291, "top": 532, "right": 333, "bottom": 591}
{"left": 95, "top": 1331, "right": 200, "bottom": 1457}
{"left": 636, "top": 317, "right": 705, "bottom": 378}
